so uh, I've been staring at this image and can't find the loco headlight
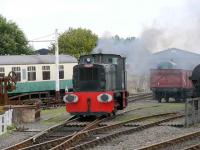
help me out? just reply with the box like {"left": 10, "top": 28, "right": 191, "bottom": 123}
{"left": 97, "top": 93, "right": 112, "bottom": 103}
{"left": 63, "top": 94, "right": 78, "bottom": 103}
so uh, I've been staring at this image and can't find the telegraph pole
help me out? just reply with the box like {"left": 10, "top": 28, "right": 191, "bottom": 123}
{"left": 55, "top": 29, "right": 60, "bottom": 101}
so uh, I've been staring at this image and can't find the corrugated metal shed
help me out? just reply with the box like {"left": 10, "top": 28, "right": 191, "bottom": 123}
{"left": 0, "top": 55, "right": 77, "bottom": 65}
{"left": 152, "top": 48, "right": 200, "bottom": 70}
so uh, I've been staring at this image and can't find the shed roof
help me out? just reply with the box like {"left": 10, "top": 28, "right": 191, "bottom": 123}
{"left": 152, "top": 48, "right": 200, "bottom": 70}
{"left": 153, "top": 48, "right": 200, "bottom": 58}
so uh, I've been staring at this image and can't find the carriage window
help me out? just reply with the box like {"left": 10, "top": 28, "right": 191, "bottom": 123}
{"left": 22, "top": 69, "right": 27, "bottom": 80}
{"left": 0, "top": 67, "right": 5, "bottom": 77}
{"left": 12, "top": 67, "right": 21, "bottom": 81}
{"left": 42, "top": 66, "right": 50, "bottom": 80}
{"left": 27, "top": 66, "right": 36, "bottom": 81}
{"left": 59, "top": 65, "right": 64, "bottom": 79}
{"left": 108, "top": 58, "right": 118, "bottom": 64}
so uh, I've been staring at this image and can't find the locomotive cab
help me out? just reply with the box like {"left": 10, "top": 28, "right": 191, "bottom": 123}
{"left": 64, "top": 53, "right": 128, "bottom": 116}
{"left": 73, "top": 64, "right": 117, "bottom": 92}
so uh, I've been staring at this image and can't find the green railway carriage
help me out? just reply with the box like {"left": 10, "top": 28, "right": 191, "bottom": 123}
{"left": 0, "top": 55, "right": 77, "bottom": 96}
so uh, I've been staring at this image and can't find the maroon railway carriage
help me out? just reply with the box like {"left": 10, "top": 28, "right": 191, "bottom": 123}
{"left": 150, "top": 69, "right": 193, "bottom": 102}
{"left": 63, "top": 53, "right": 128, "bottom": 116}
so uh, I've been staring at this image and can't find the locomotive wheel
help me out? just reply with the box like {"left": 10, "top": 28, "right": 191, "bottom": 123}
{"left": 165, "top": 97, "right": 169, "bottom": 103}
{"left": 175, "top": 97, "right": 180, "bottom": 103}
{"left": 182, "top": 98, "right": 186, "bottom": 102}
{"left": 158, "top": 97, "right": 162, "bottom": 103}
{"left": 112, "top": 107, "right": 117, "bottom": 116}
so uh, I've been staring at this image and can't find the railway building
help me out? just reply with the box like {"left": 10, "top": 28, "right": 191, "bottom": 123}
{"left": 152, "top": 48, "right": 200, "bottom": 70}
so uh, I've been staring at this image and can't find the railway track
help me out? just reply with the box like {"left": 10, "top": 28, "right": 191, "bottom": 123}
{"left": 4, "top": 104, "right": 182, "bottom": 150}
{"left": 183, "top": 143, "right": 200, "bottom": 150}
{"left": 137, "top": 130, "right": 200, "bottom": 150}
{"left": 4, "top": 116, "right": 78, "bottom": 150}
{"left": 64, "top": 113, "right": 183, "bottom": 150}
{"left": 128, "top": 93, "right": 153, "bottom": 102}
{"left": 4, "top": 115, "right": 109, "bottom": 150}
{"left": 32, "top": 112, "right": 182, "bottom": 150}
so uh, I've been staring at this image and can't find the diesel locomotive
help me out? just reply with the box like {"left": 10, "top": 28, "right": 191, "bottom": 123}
{"left": 63, "top": 53, "right": 128, "bottom": 116}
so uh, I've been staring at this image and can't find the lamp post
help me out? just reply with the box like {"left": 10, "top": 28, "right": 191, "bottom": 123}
{"left": 55, "top": 29, "right": 60, "bottom": 101}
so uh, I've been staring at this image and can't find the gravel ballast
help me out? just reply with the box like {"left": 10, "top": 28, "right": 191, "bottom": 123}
{"left": 90, "top": 126, "right": 200, "bottom": 150}
{"left": 89, "top": 101, "right": 199, "bottom": 150}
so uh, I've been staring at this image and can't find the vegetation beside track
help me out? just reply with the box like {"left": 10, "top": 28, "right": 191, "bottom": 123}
{"left": 115, "top": 103, "right": 185, "bottom": 122}
{"left": 41, "top": 106, "right": 66, "bottom": 115}
{"left": 41, "top": 106, "right": 71, "bottom": 125}
{"left": 150, "top": 103, "right": 185, "bottom": 112}
{"left": 127, "top": 102, "right": 185, "bottom": 112}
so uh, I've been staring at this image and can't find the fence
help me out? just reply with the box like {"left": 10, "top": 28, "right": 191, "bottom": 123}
{"left": 0, "top": 109, "right": 13, "bottom": 135}
{"left": 185, "top": 98, "right": 200, "bottom": 127}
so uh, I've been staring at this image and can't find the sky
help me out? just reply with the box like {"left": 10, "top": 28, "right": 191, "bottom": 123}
{"left": 0, "top": 0, "right": 199, "bottom": 53}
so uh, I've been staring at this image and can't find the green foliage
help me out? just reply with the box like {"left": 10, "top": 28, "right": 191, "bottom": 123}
{"left": 0, "top": 15, "right": 33, "bottom": 55}
{"left": 49, "top": 28, "right": 98, "bottom": 59}
{"left": 7, "top": 125, "right": 16, "bottom": 131}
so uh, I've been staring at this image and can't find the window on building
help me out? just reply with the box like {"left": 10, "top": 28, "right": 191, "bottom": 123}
{"left": 42, "top": 66, "right": 50, "bottom": 80}
{"left": 22, "top": 69, "right": 27, "bottom": 80}
{"left": 12, "top": 67, "right": 21, "bottom": 81}
{"left": 0, "top": 67, "right": 5, "bottom": 77}
{"left": 27, "top": 66, "right": 36, "bottom": 81}
{"left": 59, "top": 65, "right": 64, "bottom": 79}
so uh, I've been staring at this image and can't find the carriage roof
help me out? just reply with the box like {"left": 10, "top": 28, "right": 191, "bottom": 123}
{"left": 0, "top": 55, "right": 77, "bottom": 65}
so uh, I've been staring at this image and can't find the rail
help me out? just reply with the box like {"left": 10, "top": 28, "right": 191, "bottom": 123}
{"left": 9, "top": 92, "right": 50, "bottom": 105}
{"left": 128, "top": 93, "right": 153, "bottom": 102}
{"left": 137, "top": 131, "right": 200, "bottom": 150}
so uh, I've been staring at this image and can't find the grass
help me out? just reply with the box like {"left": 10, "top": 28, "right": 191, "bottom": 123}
{"left": 127, "top": 102, "right": 185, "bottom": 112}
{"left": 41, "top": 106, "right": 66, "bottom": 115}
{"left": 126, "top": 103, "right": 161, "bottom": 110}
{"left": 114, "top": 102, "right": 185, "bottom": 122}
{"left": 150, "top": 103, "right": 185, "bottom": 112}
{"left": 114, "top": 114, "right": 142, "bottom": 122}
{"left": 0, "top": 125, "right": 16, "bottom": 138}
{"left": 41, "top": 106, "right": 71, "bottom": 125}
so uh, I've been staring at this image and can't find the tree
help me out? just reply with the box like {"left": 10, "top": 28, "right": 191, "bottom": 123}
{"left": 50, "top": 28, "right": 98, "bottom": 59}
{"left": 0, "top": 15, "right": 33, "bottom": 55}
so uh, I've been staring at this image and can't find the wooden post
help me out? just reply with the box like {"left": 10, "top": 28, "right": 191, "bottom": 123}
{"left": 198, "top": 100, "right": 200, "bottom": 122}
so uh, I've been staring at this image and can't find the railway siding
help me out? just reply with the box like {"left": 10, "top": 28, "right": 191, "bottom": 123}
{"left": 67, "top": 113, "right": 183, "bottom": 150}
{"left": 0, "top": 97, "right": 199, "bottom": 150}
{"left": 137, "top": 131, "right": 200, "bottom": 150}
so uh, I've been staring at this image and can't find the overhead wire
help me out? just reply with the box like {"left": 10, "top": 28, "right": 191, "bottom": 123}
{"left": 28, "top": 33, "right": 55, "bottom": 43}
